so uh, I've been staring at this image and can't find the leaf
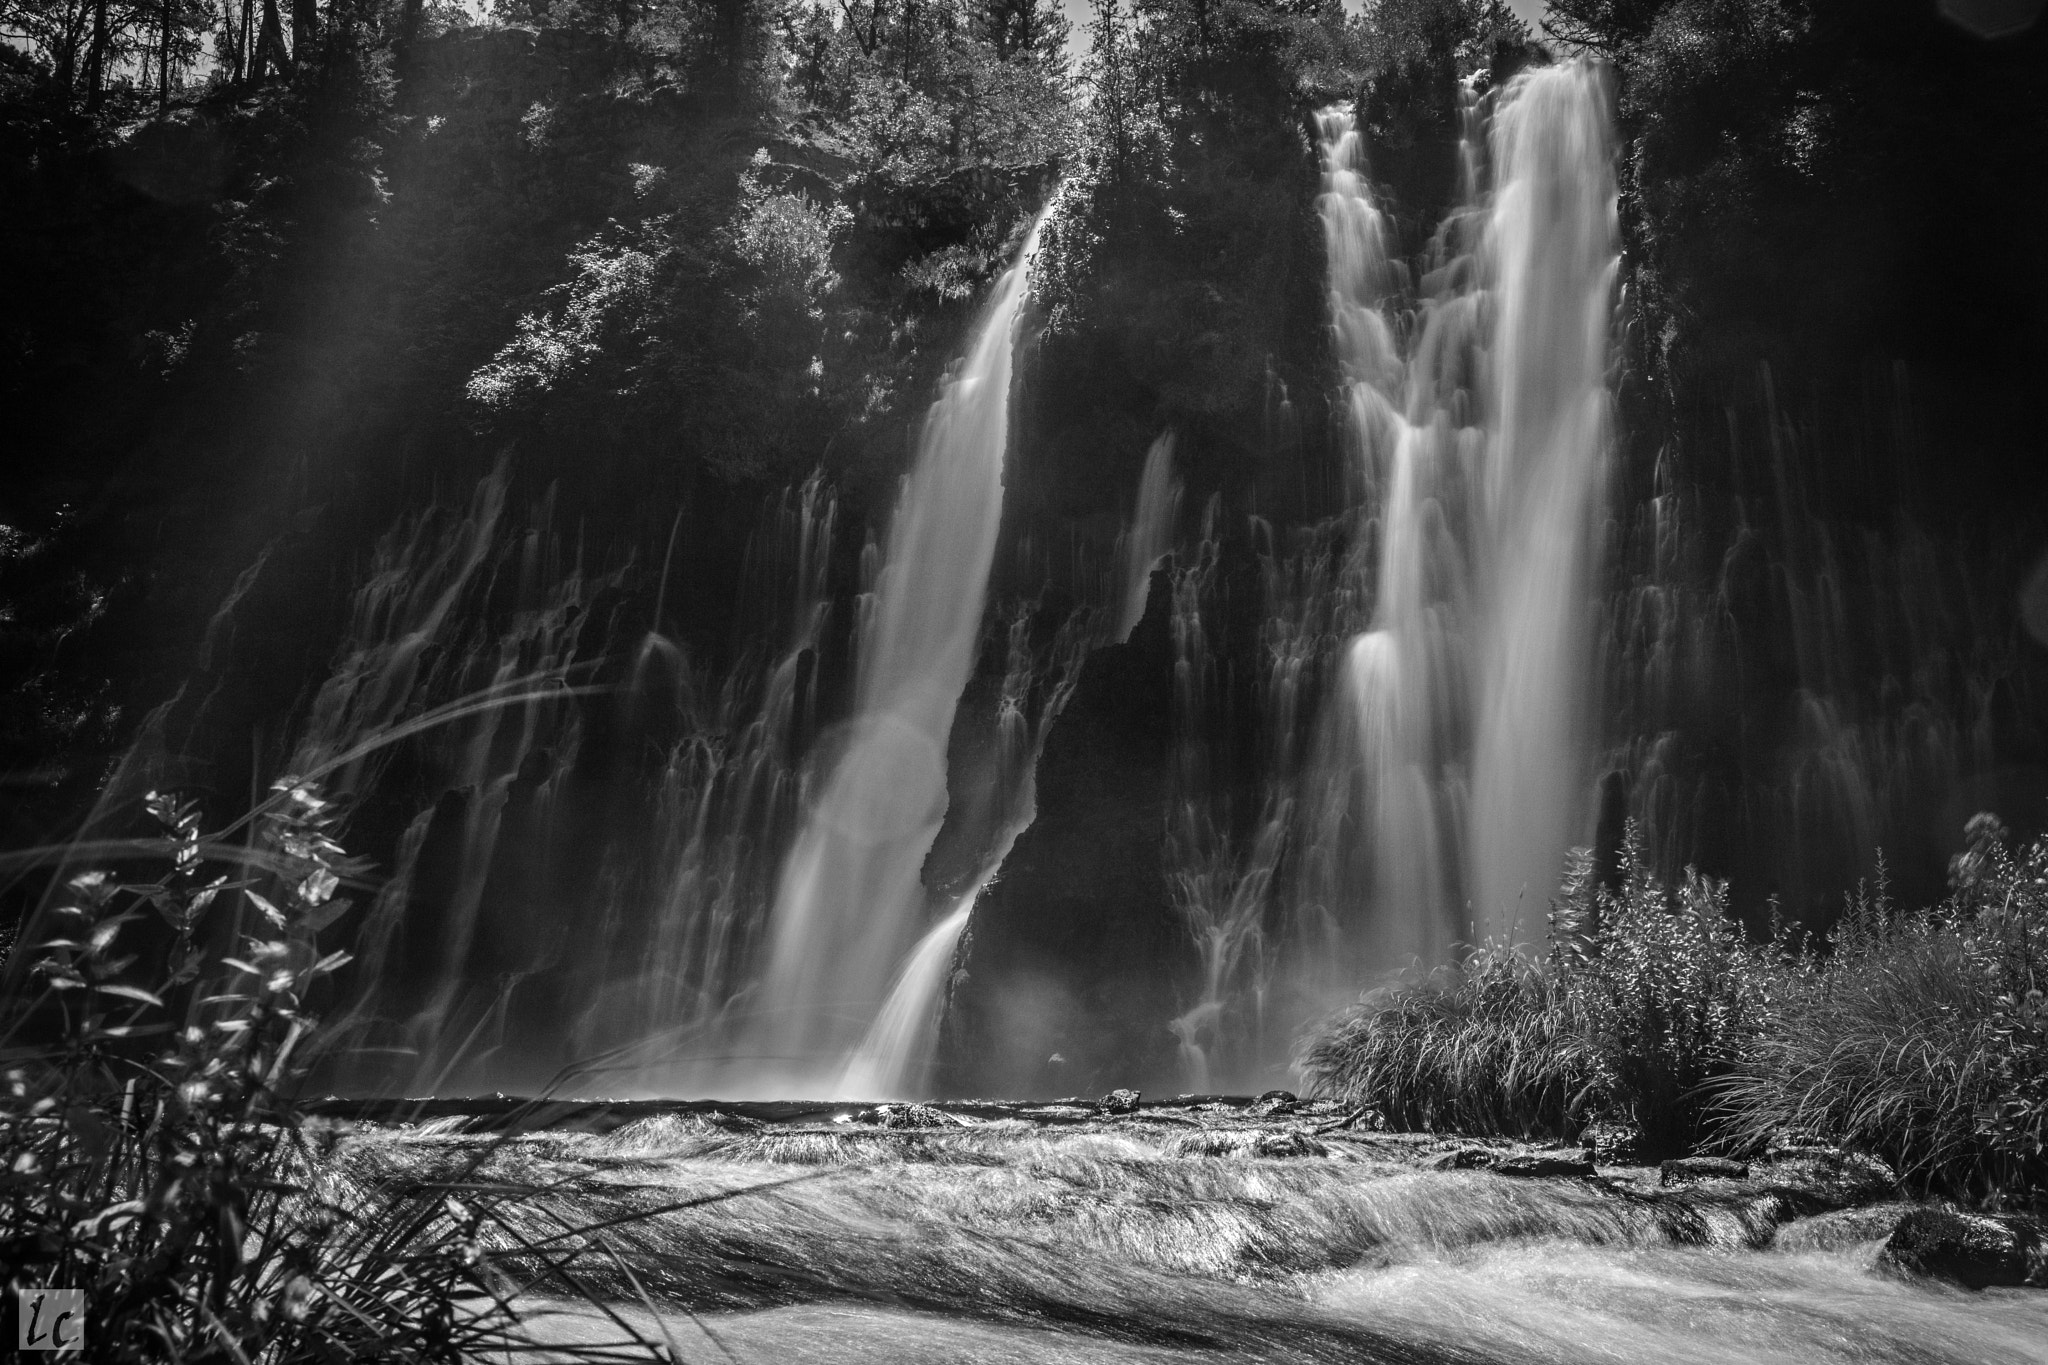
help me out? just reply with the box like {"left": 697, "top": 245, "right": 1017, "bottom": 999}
{"left": 245, "top": 890, "right": 287, "bottom": 928}
{"left": 300, "top": 866, "right": 340, "bottom": 906}
{"left": 303, "top": 898, "right": 353, "bottom": 935}
{"left": 94, "top": 983, "right": 164, "bottom": 1008}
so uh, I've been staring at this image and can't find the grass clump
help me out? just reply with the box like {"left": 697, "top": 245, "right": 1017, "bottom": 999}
{"left": 1302, "top": 816, "right": 2048, "bottom": 1202}
{"left": 1715, "top": 815, "right": 2048, "bottom": 1204}
{"left": 1301, "top": 830, "right": 1771, "bottom": 1154}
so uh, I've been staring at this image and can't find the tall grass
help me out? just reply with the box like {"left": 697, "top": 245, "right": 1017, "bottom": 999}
{"left": 1301, "top": 835, "right": 1774, "bottom": 1155}
{"left": 1714, "top": 816, "right": 2048, "bottom": 1204}
{"left": 1302, "top": 820, "right": 2048, "bottom": 1200}
{"left": 0, "top": 781, "right": 701, "bottom": 1361}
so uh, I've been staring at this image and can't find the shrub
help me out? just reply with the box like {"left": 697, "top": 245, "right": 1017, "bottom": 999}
{"left": 1301, "top": 830, "right": 1780, "bottom": 1155}
{"left": 1297, "top": 944, "right": 1592, "bottom": 1138}
{"left": 1303, "top": 815, "right": 2048, "bottom": 1202}
{"left": 1713, "top": 817, "right": 2048, "bottom": 1205}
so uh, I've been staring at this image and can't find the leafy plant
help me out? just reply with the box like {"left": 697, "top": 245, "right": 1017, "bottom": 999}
{"left": 1303, "top": 815, "right": 2048, "bottom": 1202}
{"left": 0, "top": 780, "right": 699, "bottom": 1361}
{"left": 1713, "top": 816, "right": 2048, "bottom": 1205}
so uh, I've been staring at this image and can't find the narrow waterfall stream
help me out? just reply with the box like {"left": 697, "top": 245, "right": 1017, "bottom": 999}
{"left": 1116, "top": 431, "right": 1181, "bottom": 642}
{"left": 742, "top": 216, "right": 1049, "bottom": 1095}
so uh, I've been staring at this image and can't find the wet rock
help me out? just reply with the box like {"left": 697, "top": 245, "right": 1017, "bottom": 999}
{"left": 1762, "top": 1146, "right": 1898, "bottom": 1205}
{"left": 1493, "top": 1149, "right": 1597, "bottom": 1178}
{"left": 1431, "top": 1146, "right": 1500, "bottom": 1171}
{"left": 1252, "top": 1089, "right": 1299, "bottom": 1116}
{"left": 1251, "top": 1130, "right": 1328, "bottom": 1158}
{"left": 1764, "top": 1128, "right": 1829, "bottom": 1158}
{"left": 588, "top": 1112, "right": 763, "bottom": 1155}
{"left": 1169, "top": 1128, "right": 1329, "bottom": 1159}
{"left": 1315, "top": 1105, "right": 1388, "bottom": 1134}
{"left": 1773, "top": 1203, "right": 1921, "bottom": 1253}
{"left": 1578, "top": 1119, "right": 1644, "bottom": 1164}
{"left": 1882, "top": 1207, "right": 2048, "bottom": 1289}
{"left": 1660, "top": 1156, "right": 1750, "bottom": 1186}
{"left": 1099, "top": 1088, "right": 1143, "bottom": 1115}
{"left": 853, "top": 1103, "right": 953, "bottom": 1129}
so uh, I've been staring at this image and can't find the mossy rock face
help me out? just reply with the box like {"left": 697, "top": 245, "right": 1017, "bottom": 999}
{"left": 1881, "top": 1207, "right": 2048, "bottom": 1290}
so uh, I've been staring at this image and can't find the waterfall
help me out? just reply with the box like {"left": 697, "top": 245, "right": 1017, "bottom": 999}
{"left": 1309, "top": 62, "right": 1616, "bottom": 970}
{"left": 744, "top": 216, "right": 1048, "bottom": 1094}
{"left": 1115, "top": 431, "right": 1181, "bottom": 641}
{"left": 1466, "top": 66, "right": 1618, "bottom": 943}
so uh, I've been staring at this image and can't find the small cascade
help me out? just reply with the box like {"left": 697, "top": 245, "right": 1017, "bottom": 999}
{"left": 744, "top": 216, "right": 1049, "bottom": 1094}
{"left": 1115, "top": 432, "right": 1181, "bottom": 641}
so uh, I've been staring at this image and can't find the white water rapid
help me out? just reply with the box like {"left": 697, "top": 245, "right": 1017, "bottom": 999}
{"left": 743, "top": 216, "right": 1048, "bottom": 1094}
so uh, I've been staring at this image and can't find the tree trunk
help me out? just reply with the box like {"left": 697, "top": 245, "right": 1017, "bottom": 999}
{"left": 291, "top": 0, "right": 319, "bottom": 73}
{"left": 236, "top": 0, "right": 254, "bottom": 83}
{"left": 82, "top": 0, "right": 109, "bottom": 113}
{"left": 160, "top": 0, "right": 172, "bottom": 112}
{"left": 255, "top": 0, "right": 289, "bottom": 81}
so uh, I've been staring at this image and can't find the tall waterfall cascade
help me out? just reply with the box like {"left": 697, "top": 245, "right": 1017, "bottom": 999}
{"left": 740, "top": 216, "right": 1050, "bottom": 1096}
{"left": 1306, "top": 63, "right": 1617, "bottom": 984}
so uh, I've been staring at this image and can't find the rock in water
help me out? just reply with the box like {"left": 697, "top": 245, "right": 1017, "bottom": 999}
{"left": 1432, "top": 1146, "right": 1501, "bottom": 1171}
{"left": 1493, "top": 1149, "right": 1597, "bottom": 1178}
{"left": 853, "top": 1103, "right": 953, "bottom": 1129}
{"left": 1099, "top": 1088, "right": 1142, "bottom": 1115}
{"left": 1882, "top": 1208, "right": 2048, "bottom": 1289}
{"left": 1660, "top": 1156, "right": 1751, "bottom": 1186}
{"left": 1762, "top": 1146, "right": 1899, "bottom": 1204}
{"left": 1252, "top": 1090, "right": 1299, "bottom": 1117}
{"left": 1169, "top": 1129, "right": 1329, "bottom": 1159}
{"left": 1578, "top": 1119, "right": 1643, "bottom": 1164}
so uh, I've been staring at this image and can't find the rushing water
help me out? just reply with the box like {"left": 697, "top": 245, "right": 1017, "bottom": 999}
{"left": 350, "top": 1104, "right": 2048, "bottom": 1365}
{"left": 740, "top": 216, "right": 1049, "bottom": 1094}
{"left": 1299, "top": 63, "right": 1616, "bottom": 979}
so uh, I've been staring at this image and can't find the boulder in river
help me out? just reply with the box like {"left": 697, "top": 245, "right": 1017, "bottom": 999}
{"left": 1881, "top": 1207, "right": 2048, "bottom": 1289}
{"left": 1578, "top": 1119, "right": 1644, "bottom": 1164}
{"left": 1660, "top": 1156, "right": 1751, "bottom": 1186}
{"left": 1762, "top": 1146, "right": 1898, "bottom": 1204}
{"left": 1099, "top": 1088, "right": 1143, "bottom": 1115}
{"left": 1493, "top": 1149, "right": 1598, "bottom": 1178}
{"left": 1432, "top": 1146, "right": 1500, "bottom": 1171}
{"left": 854, "top": 1103, "right": 954, "bottom": 1129}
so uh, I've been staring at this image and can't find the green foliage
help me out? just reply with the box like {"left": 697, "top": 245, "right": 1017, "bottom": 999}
{"left": 1298, "top": 944, "right": 1592, "bottom": 1137}
{"left": 1301, "top": 829, "right": 1773, "bottom": 1151}
{"left": 0, "top": 781, "right": 701, "bottom": 1359}
{"left": 1559, "top": 844, "right": 1779, "bottom": 1153}
{"left": 1304, "top": 817, "right": 2048, "bottom": 1198}
{"left": 1353, "top": 0, "right": 1530, "bottom": 220}
{"left": 1714, "top": 816, "right": 2048, "bottom": 1204}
